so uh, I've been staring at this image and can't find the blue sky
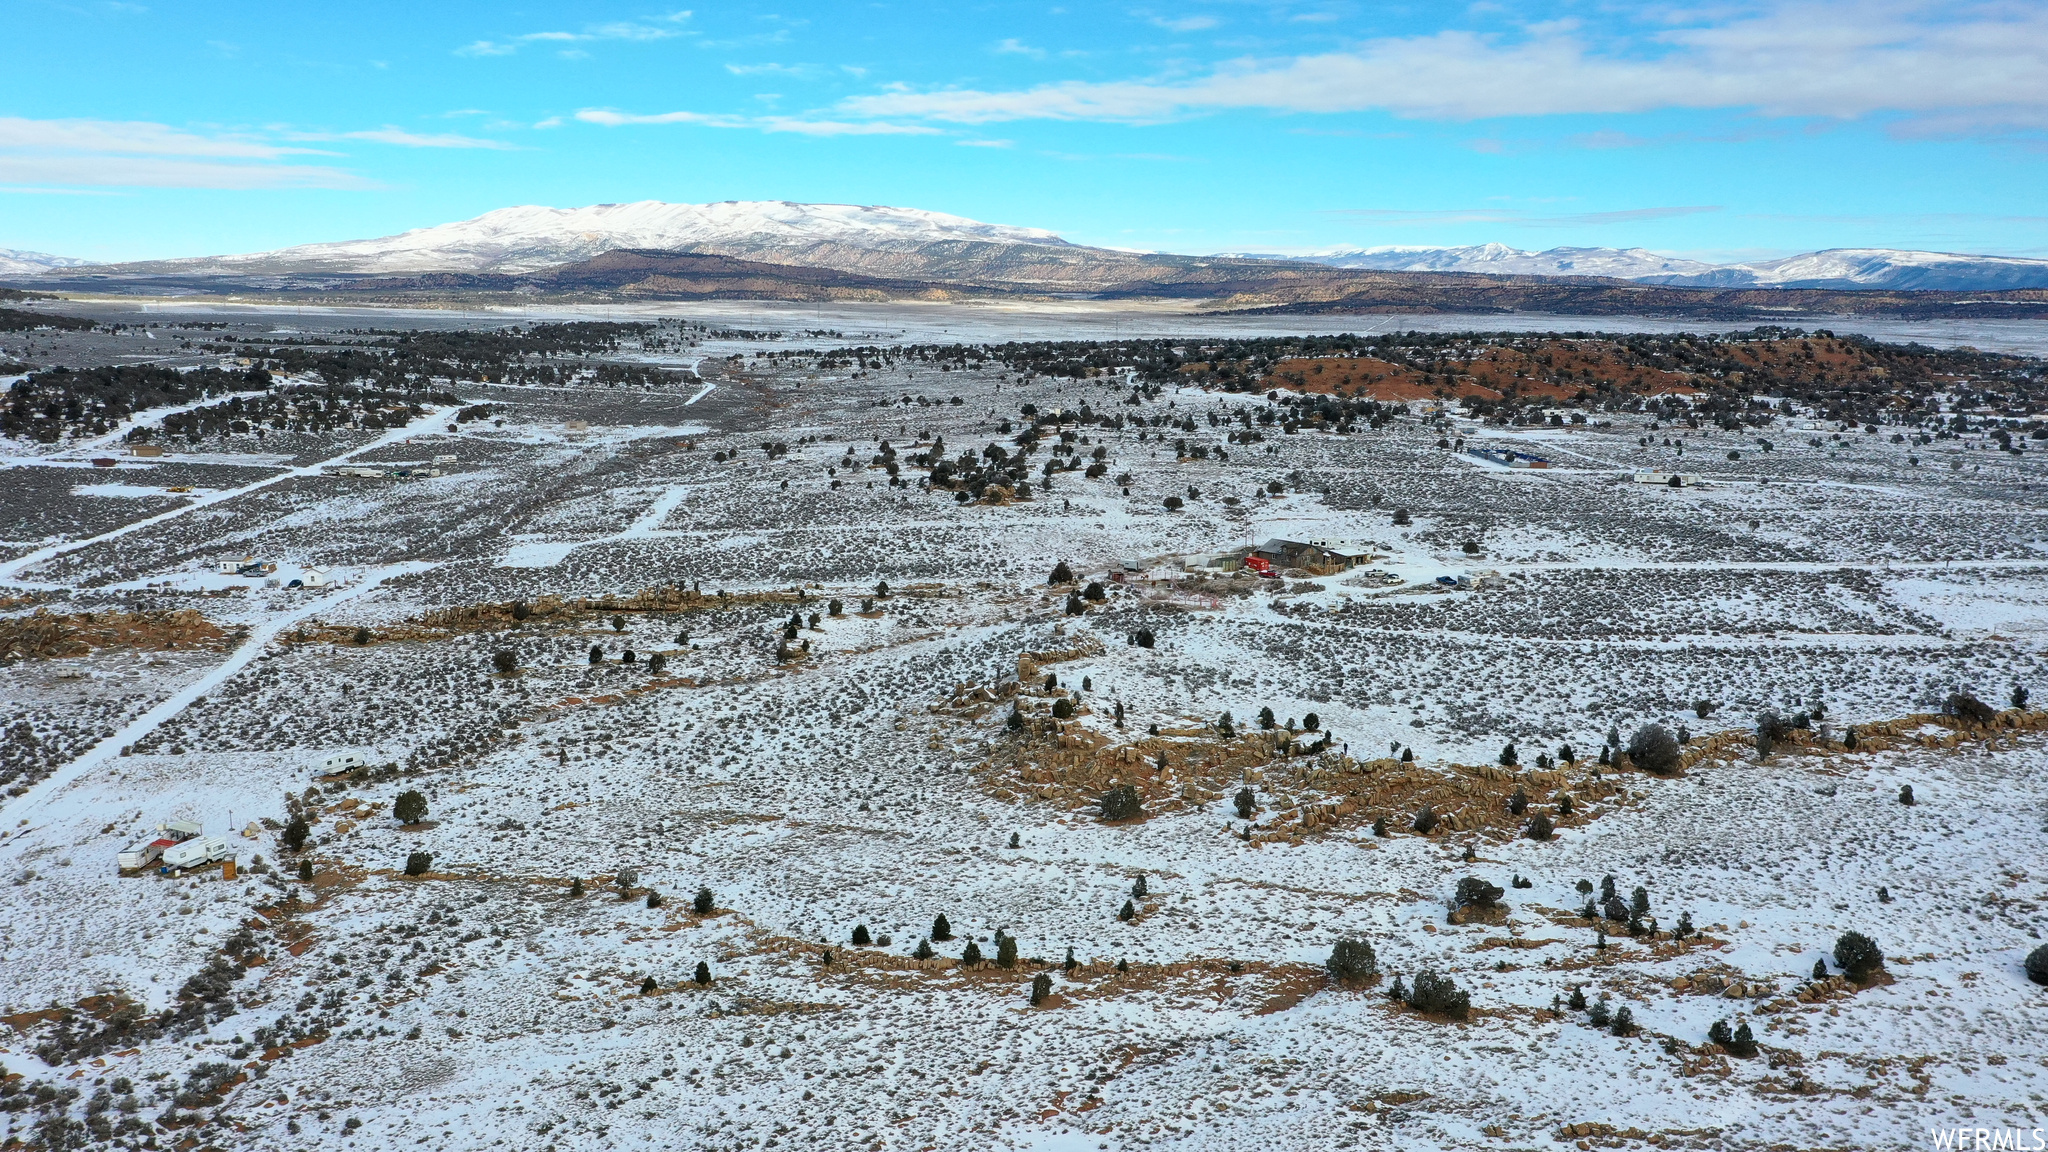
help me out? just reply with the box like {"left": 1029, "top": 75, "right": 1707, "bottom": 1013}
{"left": 5, "top": 0, "right": 2047, "bottom": 263}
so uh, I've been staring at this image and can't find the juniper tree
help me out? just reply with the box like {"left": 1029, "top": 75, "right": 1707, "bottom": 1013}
{"left": 646, "top": 891, "right": 663, "bottom": 909}
{"left": 1405, "top": 970, "right": 1470, "bottom": 1019}
{"left": 1030, "top": 973, "right": 1052, "bottom": 1005}
{"left": 913, "top": 938, "right": 935, "bottom": 961}
{"left": 1258, "top": 706, "right": 1276, "bottom": 730}
{"left": 297, "top": 860, "right": 312, "bottom": 881}
{"left": 1387, "top": 974, "right": 1406, "bottom": 1002}
{"left": 1007, "top": 832, "right": 1020, "bottom": 848}
{"left": 1610, "top": 1006, "right": 1636, "bottom": 1036}
{"left": 693, "top": 887, "right": 714, "bottom": 915}
{"left": 1627, "top": 724, "right": 1682, "bottom": 775}
{"left": 962, "top": 941, "right": 984, "bottom": 965}
{"left": 1568, "top": 986, "right": 1587, "bottom": 1010}
{"left": 1326, "top": 938, "right": 1379, "bottom": 982}
{"left": 852, "top": 924, "right": 871, "bottom": 946}
{"left": 1131, "top": 874, "right": 1147, "bottom": 898}
{"left": 1118, "top": 900, "right": 1136, "bottom": 922}
{"left": 1413, "top": 806, "right": 1437, "bottom": 834}
{"left": 1576, "top": 879, "right": 1594, "bottom": 897}
{"left": 1558, "top": 793, "right": 1575, "bottom": 817}
{"left": 1063, "top": 946, "right": 1078, "bottom": 972}
{"left": 997, "top": 934, "right": 1019, "bottom": 969}
{"left": 648, "top": 653, "right": 667, "bottom": 675}
{"left": 694, "top": 961, "right": 712, "bottom": 986}
{"left": 589, "top": 645, "right": 604, "bottom": 665}
{"left": 1508, "top": 787, "right": 1528, "bottom": 815}
{"left": 393, "top": 790, "right": 428, "bottom": 825}
{"left": 828, "top": 599, "right": 843, "bottom": 617}
{"left": 1631, "top": 886, "right": 1651, "bottom": 918}
{"left": 1676, "top": 911, "right": 1694, "bottom": 938}
{"left": 1812, "top": 957, "right": 1828, "bottom": 980}
{"left": 1455, "top": 877, "right": 1503, "bottom": 908}
{"left": 640, "top": 976, "right": 657, "bottom": 994}
{"left": 1558, "top": 743, "right": 1575, "bottom": 763}
{"left": 1600, "top": 875, "right": 1617, "bottom": 902}
{"left": 1049, "top": 561, "right": 1074, "bottom": 584}
{"left": 1400, "top": 747, "right": 1413, "bottom": 763}
{"left": 1898, "top": 784, "right": 1915, "bottom": 805}
{"left": 2016, "top": 683, "right": 2031, "bottom": 710}
{"left": 1371, "top": 815, "right": 1388, "bottom": 837}
{"left": 403, "top": 851, "right": 432, "bottom": 877}
{"left": 1499, "top": 742, "right": 1518, "bottom": 767}
{"left": 931, "top": 914, "right": 953, "bottom": 942}
{"left": 1587, "top": 995, "right": 1612, "bottom": 1028}
{"left": 1134, "top": 628, "right": 1154, "bottom": 648}
{"left": 1217, "top": 712, "right": 1236, "bottom": 738}
{"left": 1709, "top": 1019, "right": 1734, "bottom": 1048}
{"left": 1526, "top": 814, "right": 1554, "bottom": 841}
{"left": 492, "top": 650, "right": 516, "bottom": 675}
{"left": 1729, "top": 1022, "right": 1758, "bottom": 1057}
{"left": 1234, "top": 786, "right": 1256, "bottom": 820}
{"left": 2026, "top": 943, "right": 2048, "bottom": 986}
{"left": 569, "top": 877, "right": 584, "bottom": 897}
{"left": 282, "top": 818, "right": 309, "bottom": 853}
{"left": 1833, "top": 931, "right": 1883, "bottom": 982}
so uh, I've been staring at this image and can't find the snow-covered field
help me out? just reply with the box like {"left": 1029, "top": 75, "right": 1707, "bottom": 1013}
{"left": 1, "top": 305, "right": 2044, "bottom": 1152}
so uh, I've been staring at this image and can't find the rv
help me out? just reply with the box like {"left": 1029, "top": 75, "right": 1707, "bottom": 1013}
{"left": 160, "top": 836, "right": 231, "bottom": 873}
{"left": 117, "top": 819, "right": 202, "bottom": 872}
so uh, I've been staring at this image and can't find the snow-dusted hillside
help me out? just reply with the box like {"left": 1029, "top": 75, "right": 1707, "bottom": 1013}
{"left": 1250, "top": 243, "right": 1723, "bottom": 281}
{"left": 133, "top": 201, "right": 1073, "bottom": 276}
{"left": 1266, "top": 243, "right": 2048, "bottom": 291}
{"left": 1660, "top": 248, "right": 2048, "bottom": 291}
{"left": 0, "top": 247, "right": 95, "bottom": 277}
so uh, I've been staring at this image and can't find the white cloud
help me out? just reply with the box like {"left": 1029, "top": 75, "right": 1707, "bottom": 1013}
{"left": 994, "top": 38, "right": 1046, "bottom": 58}
{"left": 1151, "top": 15, "right": 1219, "bottom": 32}
{"left": 839, "top": 4, "right": 2048, "bottom": 136}
{"left": 456, "top": 19, "right": 687, "bottom": 56}
{"left": 326, "top": 127, "right": 519, "bottom": 150}
{"left": 0, "top": 116, "right": 372, "bottom": 190}
{"left": 574, "top": 108, "right": 941, "bottom": 136}
{"left": 726, "top": 62, "right": 818, "bottom": 77}
{"left": 0, "top": 117, "right": 311, "bottom": 159}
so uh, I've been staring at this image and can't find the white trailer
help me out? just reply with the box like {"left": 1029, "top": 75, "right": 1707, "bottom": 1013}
{"left": 160, "top": 836, "right": 231, "bottom": 872}
{"left": 118, "top": 819, "right": 203, "bottom": 872}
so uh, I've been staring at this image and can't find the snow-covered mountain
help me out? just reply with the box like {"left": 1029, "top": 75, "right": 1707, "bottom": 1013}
{"left": 1646, "top": 248, "right": 2048, "bottom": 291}
{"left": 120, "top": 201, "right": 1073, "bottom": 276}
{"left": 1254, "top": 243, "right": 1723, "bottom": 281}
{"left": 0, "top": 248, "right": 95, "bottom": 277}
{"left": 1263, "top": 243, "right": 2048, "bottom": 291}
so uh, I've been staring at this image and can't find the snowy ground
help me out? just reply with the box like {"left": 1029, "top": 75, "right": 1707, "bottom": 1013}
{"left": 0, "top": 303, "right": 2044, "bottom": 1152}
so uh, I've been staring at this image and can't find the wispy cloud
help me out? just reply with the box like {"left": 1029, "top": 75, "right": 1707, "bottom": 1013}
{"left": 575, "top": 108, "right": 942, "bottom": 136}
{"left": 456, "top": 14, "right": 692, "bottom": 57}
{"left": 836, "top": 4, "right": 2048, "bottom": 139}
{"left": 0, "top": 117, "right": 371, "bottom": 190}
{"left": 994, "top": 38, "right": 1046, "bottom": 58}
{"left": 725, "top": 62, "right": 818, "bottom": 77}
{"left": 1149, "top": 15, "right": 1219, "bottom": 32}
{"left": 332, "top": 127, "right": 518, "bottom": 149}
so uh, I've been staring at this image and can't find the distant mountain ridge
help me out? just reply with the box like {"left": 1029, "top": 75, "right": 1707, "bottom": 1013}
{"left": 10, "top": 200, "right": 2048, "bottom": 305}
{"left": 0, "top": 248, "right": 96, "bottom": 277}
{"left": 96, "top": 200, "right": 1075, "bottom": 277}
{"left": 1249, "top": 243, "right": 2048, "bottom": 292}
